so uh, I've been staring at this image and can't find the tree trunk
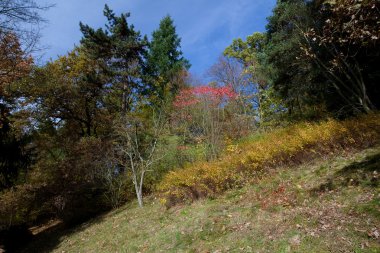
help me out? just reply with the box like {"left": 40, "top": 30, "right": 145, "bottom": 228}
{"left": 136, "top": 188, "right": 143, "bottom": 208}
{"left": 122, "top": 82, "right": 127, "bottom": 115}
{"left": 133, "top": 174, "right": 143, "bottom": 208}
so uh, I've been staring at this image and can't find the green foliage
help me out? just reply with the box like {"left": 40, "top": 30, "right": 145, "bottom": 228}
{"left": 19, "top": 49, "right": 111, "bottom": 137}
{"left": 142, "top": 135, "right": 207, "bottom": 194}
{"left": 146, "top": 15, "right": 190, "bottom": 103}
{"left": 0, "top": 184, "right": 40, "bottom": 230}
{"left": 27, "top": 137, "right": 111, "bottom": 223}
{"left": 261, "top": 0, "right": 380, "bottom": 118}
{"left": 80, "top": 4, "right": 148, "bottom": 113}
{"left": 1, "top": 48, "right": 117, "bottom": 228}
{"left": 263, "top": 0, "right": 328, "bottom": 119}
{"left": 224, "top": 32, "right": 272, "bottom": 121}
{"left": 0, "top": 5, "right": 194, "bottom": 231}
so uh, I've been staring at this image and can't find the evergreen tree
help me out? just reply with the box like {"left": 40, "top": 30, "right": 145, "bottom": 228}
{"left": 263, "top": 0, "right": 326, "bottom": 119}
{"left": 147, "top": 15, "right": 190, "bottom": 102}
{"left": 264, "top": 0, "right": 379, "bottom": 117}
{"left": 80, "top": 5, "right": 148, "bottom": 114}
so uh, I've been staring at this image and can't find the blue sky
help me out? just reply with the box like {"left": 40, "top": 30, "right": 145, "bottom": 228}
{"left": 36, "top": 0, "right": 276, "bottom": 77}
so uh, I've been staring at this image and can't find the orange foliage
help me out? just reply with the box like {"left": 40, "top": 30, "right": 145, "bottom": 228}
{"left": 0, "top": 32, "right": 33, "bottom": 97}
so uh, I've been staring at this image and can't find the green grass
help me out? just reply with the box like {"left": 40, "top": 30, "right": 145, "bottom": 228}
{"left": 23, "top": 147, "right": 380, "bottom": 252}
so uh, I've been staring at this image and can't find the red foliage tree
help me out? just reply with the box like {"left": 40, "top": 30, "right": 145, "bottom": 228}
{"left": 173, "top": 84, "right": 237, "bottom": 109}
{"left": 172, "top": 84, "right": 238, "bottom": 159}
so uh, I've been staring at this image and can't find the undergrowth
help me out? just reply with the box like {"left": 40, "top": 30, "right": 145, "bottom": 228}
{"left": 158, "top": 114, "right": 380, "bottom": 207}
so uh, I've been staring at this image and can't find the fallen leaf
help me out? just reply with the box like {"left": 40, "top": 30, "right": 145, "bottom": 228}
{"left": 289, "top": 234, "right": 301, "bottom": 246}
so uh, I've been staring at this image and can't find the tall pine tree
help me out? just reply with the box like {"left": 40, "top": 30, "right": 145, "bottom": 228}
{"left": 80, "top": 5, "right": 148, "bottom": 114}
{"left": 146, "top": 15, "right": 190, "bottom": 102}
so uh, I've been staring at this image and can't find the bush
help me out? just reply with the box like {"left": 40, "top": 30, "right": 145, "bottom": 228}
{"left": 0, "top": 137, "right": 114, "bottom": 233}
{"left": 158, "top": 114, "right": 380, "bottom": 207}
{"left": 0, "top": 184, "right": 39, "bottom": 231}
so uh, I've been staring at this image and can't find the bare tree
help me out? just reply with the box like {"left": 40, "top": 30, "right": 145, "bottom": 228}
{"left": 207, "top": 56, "right": 255, "bottom": 115}
{"left": 0, "top": 0, "right": 53, "bottom": 53}
{"left": 113, "top": 111, "right": 166, "bottom": 207}
{"left": 207, "top": 55, "right": 257, "bottom": 131}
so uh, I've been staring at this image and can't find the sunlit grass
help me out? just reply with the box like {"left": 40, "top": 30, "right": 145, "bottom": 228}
{"left": 24, "top": 146, "right": 380, "bottom": 252}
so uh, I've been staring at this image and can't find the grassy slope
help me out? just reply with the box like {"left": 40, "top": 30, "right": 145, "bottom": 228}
{"left": 24, "top": 146, "right": 380, "bottom": 253}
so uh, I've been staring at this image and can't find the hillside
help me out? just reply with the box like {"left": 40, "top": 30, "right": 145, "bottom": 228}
{"left": 0, "top": 1, "right": 379, "bottom": 253}
{"left": 23, "top": 146, "right": 380, "bottom": 252}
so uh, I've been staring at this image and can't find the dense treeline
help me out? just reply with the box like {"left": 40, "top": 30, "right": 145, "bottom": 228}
{"left": 225, "top": 0, "right": 379, "bottom": 120}
{"left": 0, "top": 0, "right": 379, "bottom": 250}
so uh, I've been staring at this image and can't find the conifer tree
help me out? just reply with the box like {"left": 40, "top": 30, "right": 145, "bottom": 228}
{"left": 80, "top": 5, "right": 148, "bottom": 114}
{"left": 147, "top": 15, "right": 190, "bottom": 102}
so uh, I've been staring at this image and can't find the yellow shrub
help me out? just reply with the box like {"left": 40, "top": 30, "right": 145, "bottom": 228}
{"left": 158, "top": 114, "right": 380, "bottom": 207}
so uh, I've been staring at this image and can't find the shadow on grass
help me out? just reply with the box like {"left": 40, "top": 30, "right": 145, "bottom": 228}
{"left": 312, "top": 152, "right": 380, "bottom": 193}
{"left": 15, "top": 210, "right": 113, "bottom": 253}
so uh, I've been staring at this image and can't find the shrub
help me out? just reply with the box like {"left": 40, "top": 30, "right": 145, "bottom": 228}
{"left": 171, "top": 84, "right": 240, "bottom": 160}
{"left": 158, "top": 114, "right": 380, "bottom": 207}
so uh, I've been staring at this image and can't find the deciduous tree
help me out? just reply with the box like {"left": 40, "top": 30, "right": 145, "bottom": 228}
{"left": 302, "top": 0, "right": 380, "bottom": 114}
{"left": 113, "top": 111, "right": 166, "bottom": 207}
{"left": 0, "top": 0, "right": 52, "bottom": 52}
